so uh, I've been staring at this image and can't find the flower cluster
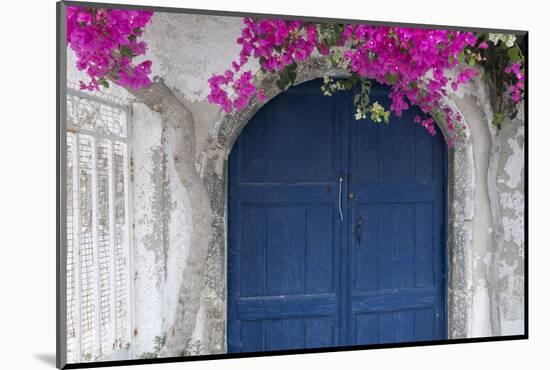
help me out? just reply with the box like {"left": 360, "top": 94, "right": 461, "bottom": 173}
{"left": 208, "top": 19, "right": 322, "bottom": 112}
{"left": 208, "top": 19, "right": 485, "bottom": 140}
{"left": 340, "top": 25, "right": 479, "bottom": 134}
{"left": 208, "top": 70, "right": 260, "bottom": 113}
{"left": 67, "top": 6, "right": 154, "bottom": 90}
{"left": 66, "top": 9, "right": 523, "bottom": 141}
{"left": 505, "top": 62, "right": 525, "bottom": 103}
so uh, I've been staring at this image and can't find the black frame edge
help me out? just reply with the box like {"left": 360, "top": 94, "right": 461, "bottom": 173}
{"left": 57, "top": 1, "right": 68, "bottom": 369}
{"left": 523, "top": 32, "right": 529, "bottom": 339}
{"left": 61, "top": 335, "right": 527, "bottom": 369}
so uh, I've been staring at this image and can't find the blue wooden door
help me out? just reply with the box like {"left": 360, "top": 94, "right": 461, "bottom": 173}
{"left": 228, "top": 80, "right": 446, "bottom": 353}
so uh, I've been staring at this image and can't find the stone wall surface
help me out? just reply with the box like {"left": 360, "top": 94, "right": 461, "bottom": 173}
{"left": 67, "top": 11, "right": 525, "bottom": 358}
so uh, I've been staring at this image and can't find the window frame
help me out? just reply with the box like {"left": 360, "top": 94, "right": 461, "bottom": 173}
{"left": 66, "top": 88, "right": 134, "bottom": 363}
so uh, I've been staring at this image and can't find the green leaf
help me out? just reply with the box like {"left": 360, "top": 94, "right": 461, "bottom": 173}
{"left": 320, "top": 23, "right": 344, "bottom": 47}
{"left": 119, "top": 46, "right": 134, "bottom": 57}
{"left": 288, "top": 70, "right": 297, "bottom": 85}
{"left": 492, "top": 112, "right": 504, "bottom": 128}
{"left": 276, "top": 76, "right": 288, "bottom": 91}
{"left": 458, "top": 51, "right": 465, "bottom": 64}
{"left": 362, "top": 93, "right": 371, "bottom": 104}
{"left": 385, "top": 73, "right": 398, "bottom": 84}
{"left": 286, "top": 62, "right": 297, "bottom": 72}
{"left": 98, "top": 78, "right": 110, "bottom": 88}
{"left": 507, "top": 46, "right": 522, "bottom": 62}
{"left": 258, "top": 57, "right": 268, "bottom": 72}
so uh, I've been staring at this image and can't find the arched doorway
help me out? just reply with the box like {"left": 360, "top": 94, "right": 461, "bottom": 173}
{"left": 227, "top": 79, "right": 447, "bottom": 352}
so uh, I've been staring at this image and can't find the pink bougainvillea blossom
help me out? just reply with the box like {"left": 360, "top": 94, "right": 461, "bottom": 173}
{"left": 66, "top": 6, "right": 154, "bottom": 90}
{"left": 505, "top": 62, "right": 525, "bottom": 103}
{"left": 208, "top": 19, "right": 483, "bottom": 141}
{"left": 65, "top": 9, "right": 523, "bottom": 143}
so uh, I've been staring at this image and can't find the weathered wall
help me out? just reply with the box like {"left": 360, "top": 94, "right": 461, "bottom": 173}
{"left": 491, "top": 114, "right": 525, "bottom": 335}
{"left": 67, "top": 10, "right": 525, "bottom": 358}
{"left": 130, "top": 103, "right": 165, "bottom": 356}
{"left": 452, "top": 78, "right": 525, "bottom": 336}
{"left": 129, "top": 102, "right": 196, "bottom": 356}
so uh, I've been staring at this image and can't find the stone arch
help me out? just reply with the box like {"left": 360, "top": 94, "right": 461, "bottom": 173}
{"left": 200, "top": 57, "right": 476, "bottom": 351}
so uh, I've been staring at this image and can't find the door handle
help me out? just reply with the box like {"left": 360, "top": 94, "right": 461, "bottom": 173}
{"left": 355, "top": 216, "right": 363, "bottom": 244}
{"left": 338, "top": 175, "right": 343, "bottom": 222}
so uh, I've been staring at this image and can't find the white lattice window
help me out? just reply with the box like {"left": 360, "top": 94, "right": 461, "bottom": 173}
{"left": 66, "top": 88, "right": 133, "bottom": 363}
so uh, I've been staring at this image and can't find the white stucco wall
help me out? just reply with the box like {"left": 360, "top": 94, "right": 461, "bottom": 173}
{"left": 129, "top": 102, "right": 195, "bottom": 356}
{"left": 130, "top": 103, "right": 165, "bottom": 356}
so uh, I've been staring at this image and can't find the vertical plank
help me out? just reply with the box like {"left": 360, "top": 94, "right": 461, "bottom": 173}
{"left": 240, "top": 321, "right": 264, "bottom": 352}
{"left": 287, "top": 207, "right": 306, "bottom": 295}
{"left": 240, "top": 206, "right": 266, "bottom": 297}
{"left": 265, "top": 319, "right": 288, "bottom": 350}
{"left": 398, "top": 205, "right": 415, "bottom": 288}
{"left": 355, "top": 314, "right": 378, "bottom": 344}
{"left": 71, "top": 134, "right": 83, "bottom": 362}
{"left": 339, "top": 91, "right": 349, "bottom": 347}
{"left": 415, "top": 124, "right": 433, "bottom": 182}
{"left": 415, "top": 204, "right": 435, "bottom": 287}
{"left": 305, "top": 206, "right": 333, "bottom": 294}
{"left": 398, "top": 311, "right": 415, "bottom": 342}
{"left": 379, "top": 205, "right": 400, "bottom": 289}
{"left": 305, "top": 317, "right": 333, "bottom": 348}
{"left": 240, "top": 108, "right": 268, "bottom": 183}
{"left": 286, "top": 319, "right": 305, "bottom": 350}
{"left": 414, "top": 308, "right": 435, "bottom": 341}
{"left": 399, "top": 117, "right": 416, "bottom": 181}
{"left": 378, "top": 118, "right": 415, "bottom": 182}
{"left": 265, "top": 207, "right": 289, "bottom": 295}
{"left": 378, "top": 312, "right": 399, "bottom": 343}
{"left": 354, "top": 205, "right": 379, "bottom": 292}
{"left": 378, "top": 123, "right": 398, "bottom": 181}
{"left": 89, "top": 136, "right": 103, "bottom": 357}
{"left": 352, "top": 104, "right": 379, "bottom": 183}
{"left": 268, "top": 92, "right": 335, "bottom": 183}
{"left": 107, "top": 141, "right": 118, "bottom": 343}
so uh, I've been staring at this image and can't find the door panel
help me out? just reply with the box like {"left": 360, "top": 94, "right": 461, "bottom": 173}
{"left": 354, "top": 307, "right": 439, "bottom": 344}
{"left": 228, "top": 79, "right": 446, "bottom": 353}
{"left": 228, "top": 80, "right": 341, "bottom": 353}
{"left": 348, "top": 85, "right": 446, "bottom": 344}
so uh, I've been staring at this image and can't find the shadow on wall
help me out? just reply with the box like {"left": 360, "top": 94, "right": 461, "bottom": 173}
{"left": 33, "top": 353, "right": 56, "bottom": 367}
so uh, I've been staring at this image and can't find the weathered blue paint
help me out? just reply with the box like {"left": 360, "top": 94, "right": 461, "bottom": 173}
{"left": 228, "top": 79, "right": 447, "bottom": 353}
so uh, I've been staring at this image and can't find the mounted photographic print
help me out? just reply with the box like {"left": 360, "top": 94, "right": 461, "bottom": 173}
{"left": 56, "top": 1, "right": 527, "bottom": 368}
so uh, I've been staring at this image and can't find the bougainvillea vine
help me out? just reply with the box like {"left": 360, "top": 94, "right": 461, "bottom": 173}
{"left": 66, "top": 6, "right": 154, "bottom": 90}
{"left": 65, "top": 8, "right": 525, "bottom": 145}
{"left": 207, "top": 19, "right": 525, "bottom": 144}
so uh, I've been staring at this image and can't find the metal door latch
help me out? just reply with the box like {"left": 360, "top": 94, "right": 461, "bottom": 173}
{"left": 355, "top": 216, "right": 363, "bottom": 244}
{"left": 338, "top": 175, "right": 344, "bottom": 221}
